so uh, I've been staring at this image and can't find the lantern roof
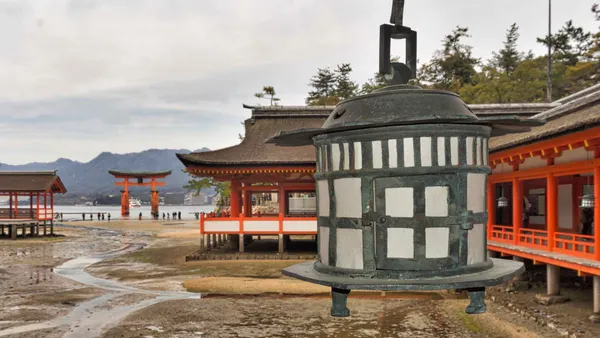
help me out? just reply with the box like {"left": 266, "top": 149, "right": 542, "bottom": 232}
{"left": 267, "top": 85, "right": 546, "bottom": 147}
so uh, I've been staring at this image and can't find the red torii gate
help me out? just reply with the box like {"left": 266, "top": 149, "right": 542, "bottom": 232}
{"left": 108, "top": 170, "right": 172, "bottom": 216}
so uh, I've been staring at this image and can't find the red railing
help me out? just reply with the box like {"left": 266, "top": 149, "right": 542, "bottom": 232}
{"left": 518, "top": 228, "right": 549, "bottom": 250}
{"left": 553, "top": 232, "right": 596, "bottom": 259}
{"left": 200, "top": 213, "right": 317, "bottom": 235}
{"left": 490, "top": 225, "right": 514, "bottom": 243}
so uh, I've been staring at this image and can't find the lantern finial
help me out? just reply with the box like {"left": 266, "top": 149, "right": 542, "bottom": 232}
{"left": 380, "top": 1, "right": 417, "bottom": 85}
{"left": 390, "top": 0, "right": 405, "bottom": 26}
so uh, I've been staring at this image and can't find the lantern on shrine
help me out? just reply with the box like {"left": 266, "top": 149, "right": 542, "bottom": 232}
{"left": 580, "top": 194, "right": 595, "bottom": 209}
{"left": 267, "top": 0, "right": 545, "bottom": 318}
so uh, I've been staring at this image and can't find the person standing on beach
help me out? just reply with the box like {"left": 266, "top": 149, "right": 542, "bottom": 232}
{"left": 90, "top": 213, "right": 93, "bottom": 221}
{"left": 162, "top": 213, "right": 165, "bottom": 220}
{"left": 101, "top": 213, "right": 105, "bottom": 221}
{"left": 138, "top": 212, "right": 142, "bottom": 221}
{"left": 107, "top": 213, "right": 111, "bottom": 222}
{"left": 178, "top": 211, "right": 181, "bottom": 220}
{"left": 167, "top": 213, "right": 170, "bottom": 220}
{"left": 82, "top": 213, "right": 85, "bottom": 221}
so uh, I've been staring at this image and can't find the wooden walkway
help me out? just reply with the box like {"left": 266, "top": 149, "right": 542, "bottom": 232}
{"left": 489, "top": 240, "right": 600, "bottom": 275}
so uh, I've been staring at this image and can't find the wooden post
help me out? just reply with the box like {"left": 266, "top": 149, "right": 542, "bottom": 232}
{"left": 547, "top": 265, "right": 560, "bottom": 296}
{"left": 547, "top": 174, "right": 558, "bottom": 251}
{"left": 8, "top": 192, "right": 12, "bottom": 219}
{"left": 278, "top": 183, "right": 285, "bottom": 216}
{"left": 36, "top": 193, "right": 40, "bottom": 220}
{"left": 512, "top": 178, "right": 523, "bottom": 245}
{"left": 29, "top": 193, "right": 33, "bottom": 219}
{"left": 10, "top": 224, "right": 16, "bottom": 240}
{"left": 594, "top": 165, "right": 600, "bottom": 260}
{"left": 239, "top": 213, "right": 245, "bottom": 253}
{"left": 487, "top": 180, "right": 495, "bottom": 241}
{"left": 230, "top": 181, "right": 241, "bottom": 217}
{"left": 243, "top": 188, "right": 252, "bottom": 217}
{"left": 594, "top": 275, "right": 600, "bottom": 314}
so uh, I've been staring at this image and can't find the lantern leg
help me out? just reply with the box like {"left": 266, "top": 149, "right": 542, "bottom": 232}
{"left": 466, "top": 287, "right": 486, "bottom": 314}
{"left": 330, "top": 287, "right": 351, "bottom": 317}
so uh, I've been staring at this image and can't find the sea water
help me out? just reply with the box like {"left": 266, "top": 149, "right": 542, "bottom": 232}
{"left": 54, "top": 205, "right": 216, "bottom": 220}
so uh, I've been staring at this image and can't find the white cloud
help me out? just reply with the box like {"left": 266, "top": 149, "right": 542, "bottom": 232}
{"left": 0, "top": 0, "right": 597, "bottom": 164}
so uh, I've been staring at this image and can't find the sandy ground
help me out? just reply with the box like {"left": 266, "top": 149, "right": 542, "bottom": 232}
{"left": 1, "top": 221, "right": 599, "bottom": 337}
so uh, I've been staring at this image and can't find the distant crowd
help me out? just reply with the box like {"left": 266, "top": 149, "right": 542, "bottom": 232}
{"left": 53, "top": 211, "right": 199, "bottom": 222}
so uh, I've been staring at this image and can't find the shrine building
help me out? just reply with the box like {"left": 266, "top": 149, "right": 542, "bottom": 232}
{"left": 0, "top": 170, "right": 67, "bottom": 239}
{"left": 177, "top": 106, "right": 331, "bottom": 253}
{"left": 487, "top": 84, "right": 600, "bottom": 313}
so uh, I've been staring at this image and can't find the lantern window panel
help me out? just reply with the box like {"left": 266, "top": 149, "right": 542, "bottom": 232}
{"left": 353, "top": 142, "right": 362, "bottom": 170}
{"left": 334, "top": 178, "right": 362, "bottom": 218}
{"left": 437, "top": 137, "right": 446, "bottom": 166}
{"left": 336, "top": 228, "right": 364, "bottom": 269}
{"left": 387, "top": 228, "right": 414, "bottom": 258}
{"left": 483, "top": 138, "right": 488, "bottom": 165}
{"left": 425, "top": 186, "right": 449, "bottom": 217}
{"left": 332, "top": 143, "right": 341, "bottom": 171}
{"left": 403, "top": 137, "right": 415, "bottom": 167}
{"left": 388, "top": 139, "right": 398, "bottom": 168}
{"left": 343, "top": 143, "right": 350, "bottom": 170}
{"left": 467, "top": 173, "right": 486, "bottom": 213}
{"left": 467, "top": 223, "right": 485, "bottom": 265}
{"left": 385, "top": 187, "right": 414, "bottom": 218}
{"left": 450, "top": 137, "right": 459, "bottom": 165}
{"left": 420, "top": 137, "right": 432, "bottom": 167}
{"left": 425, "top": 227, "right": 450, "bottom": 258}
{"left": 372, "top": 140, "right": 383, "bottom": 169}
{"left": 317, "top": 180, "right": 330, "bottom": 217}
{"left": 466, "top": 136, "right": 474, "bottom": 166}
{"left": 476, "top": 137, "right": 482, "bottom": 166}
{"left": 319, "top": 226, "right": 330, "bottom": 265}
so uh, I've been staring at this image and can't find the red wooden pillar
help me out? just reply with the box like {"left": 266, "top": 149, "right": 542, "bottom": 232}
{"left": 230, "top": 181, "right": 241, "bottom": 217}
{"left": 43, "top": 193, "right": 47, "bottom": 219}
{"left": 29, "top": 193, "right": 33, "bottom": 218}
{"left": 547, "top": 174, "right": 558, "bottom": 251}
{"left": 8, "top": 192, "right": 12, "bottom": 219}
{"left": 150, "top": 178, "right": 159, "bottom": 217}
{"left": 594, "top": 166, "right": 600, "bottom": 260}
{"left": 278, "top": 183, "right": 285, "bottom": 216}
{"left": 243, "top": 186, "right": 252, "bottom": 217}
{"left": 487, "top": 180, "right": 495, "bottom": 240}
{"left": 512, "top": 178, "right": 523, "bottom": 245}
{"left": 50, "top": 193, "right": 54, "bottom": 217}
{"left": 36, "top": 193, "right": 40, "bottom": 220}
{"left": 121, "top": 180, "right": 130, "bottom": 216}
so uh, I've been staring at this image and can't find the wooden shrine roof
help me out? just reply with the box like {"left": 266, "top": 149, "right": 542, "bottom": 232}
{"left": 177, "top": 106, "right": 330, "bottom": 167}
{"left": 108, "top": 170, "right": 172, "bottom": 178}
{"left": 0, "top": 170, "right": 67, "bottom": 193}
{"left": 490, "top": 86, "right": 600, "bottom": 152}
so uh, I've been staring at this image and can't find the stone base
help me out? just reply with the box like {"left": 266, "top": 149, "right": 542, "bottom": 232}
{"left": 535, "top": 294, "right": 570, "bottom": 306}
{"left": 505, "top": 280, "right": 531, "bottom": 292}
{"left": 283, "top": 258, "right": 524, "bottom": 291}
{"left": 284, "top": 259, "right": 524, "bottom": 317}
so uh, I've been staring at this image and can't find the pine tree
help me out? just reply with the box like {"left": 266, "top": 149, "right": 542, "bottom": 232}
{"left": 417, "top": 26, "right": 479, "bottom": 92}
{"left": 255, "top": 86, "right": 280, "bottom": 106}
{"left": 492, "top": 23, "right": 522, "bottom": 75}
{"left": 333, "top": 63, "right": 358, "bottom": 100}
{"left": 537, "top": 20, "right": 593, "bottom": 66}
{"left": 306, "top": 68, "right": 337, "bottom": 105}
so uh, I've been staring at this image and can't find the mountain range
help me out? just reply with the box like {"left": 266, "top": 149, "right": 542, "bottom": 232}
{"left": 0, "top": 148, "right": 210, "bottom": 196}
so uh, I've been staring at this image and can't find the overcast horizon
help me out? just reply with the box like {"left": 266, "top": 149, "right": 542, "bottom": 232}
{"left": 0, "top": 0, "right": 598, "bottom": 165}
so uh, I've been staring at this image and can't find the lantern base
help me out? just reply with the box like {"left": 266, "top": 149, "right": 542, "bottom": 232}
{"left": 283, "top": 258, "right": 524, "bottom": 316}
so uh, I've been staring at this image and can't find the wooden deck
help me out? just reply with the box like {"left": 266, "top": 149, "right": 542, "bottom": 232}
{"left": 488, "top": 240, "right": 600, "bottom": 275}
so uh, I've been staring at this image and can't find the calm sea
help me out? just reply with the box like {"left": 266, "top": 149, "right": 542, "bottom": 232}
{"left": 54, "top": 205, "right": 215, "bottom": 220}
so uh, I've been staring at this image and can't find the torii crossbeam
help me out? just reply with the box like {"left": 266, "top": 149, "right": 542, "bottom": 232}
{"left": 108, "top": 170, "right": 172, "bottom": 217}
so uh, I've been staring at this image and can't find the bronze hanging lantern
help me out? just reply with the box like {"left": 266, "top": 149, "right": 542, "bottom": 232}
{"left": 268, "top": 0, "right": 545, "bottom": 317}
{"left": 497, "top": 196, "right": 509, "bottom": 208}
{"left": 580, "top": 194, "right": 595, "bottom": 209}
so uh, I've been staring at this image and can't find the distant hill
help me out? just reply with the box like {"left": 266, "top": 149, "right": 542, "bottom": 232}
{"left": 0, "top": 148, "right": 210, "bottom": 196}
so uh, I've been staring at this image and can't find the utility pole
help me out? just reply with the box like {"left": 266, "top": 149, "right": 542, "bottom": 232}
{"left": 547, "top": 0, "right": 553, "bottom": 102}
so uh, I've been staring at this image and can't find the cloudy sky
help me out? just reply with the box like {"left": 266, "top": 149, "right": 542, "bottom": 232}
{"left": 0, "top": 0, "right": 597, "bottom": 165}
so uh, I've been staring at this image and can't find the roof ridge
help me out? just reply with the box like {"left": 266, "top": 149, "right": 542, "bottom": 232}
{"left": 534, "top": 89, "right": 600, "bottom": 120}
{"left": 0, "top": 170, "right": 57, "bottom": 175}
